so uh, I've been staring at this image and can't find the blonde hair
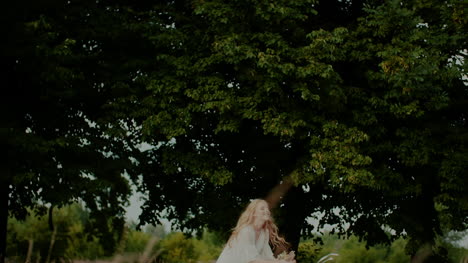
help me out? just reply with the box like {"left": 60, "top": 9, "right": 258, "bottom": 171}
{"left": 227, "top": 199, "right": 290, "bottom": 252}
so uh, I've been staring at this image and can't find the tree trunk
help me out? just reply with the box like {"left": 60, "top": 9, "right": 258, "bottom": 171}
{"left": 280, "top": 186, "right": 308, "bottom": 253}
{"left": 45, "top": 227, "right": 57, "bottom": 263}
{"left": 25, "top": 239, "right": 34, "bottom": 263}
{"left": 0, "top": 183, "right": 9, "bottom": 263}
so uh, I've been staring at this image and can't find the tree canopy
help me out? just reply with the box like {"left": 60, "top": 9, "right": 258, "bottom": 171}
{"left": 126, "top": 0, "right": 467, "bottom": 257}
{"left": 1, "top": 0, "right": 152, "bottom": 260}
{"left": 2, "top": 0, "right": 467, "bottom": 261}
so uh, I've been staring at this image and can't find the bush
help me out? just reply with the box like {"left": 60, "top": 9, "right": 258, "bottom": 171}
{"left": 296, "top": 241, "right": 321, "bottom": 263}
{"left": 158, "top": 232, "right": 199, "bottom": 263}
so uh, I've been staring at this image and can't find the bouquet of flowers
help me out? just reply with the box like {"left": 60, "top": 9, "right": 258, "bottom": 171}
{"left": 277, "top": 250, "right": 295, "bottom": 261}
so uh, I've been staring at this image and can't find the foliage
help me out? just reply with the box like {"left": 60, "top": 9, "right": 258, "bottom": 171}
{"left": 309, "top": 233, "right": 468, "bottom": 263}
{"left": 296, "top": 241, "right": 321, "bottom": 262}
{"left": 0, "top": 0, "right": 152, "bottom": 259}
{"left": 123, "top": 229, "right": 152, "bottom": 254}
{"left": 445, "top": 231, "right": 468, "bottom": 262}
{"left": 312, "top": 234, "right": 410, "bottom": 263}
{"left": 157, "top": 232, "right": 199, "bottom": 263}
{"left": 6, "top": 204, "right": 223, "bottom": 263}
{"left": 120, "top": 0, "right": 468, "bottom": 256}
{"left": 155, "top": 230, "right": 223, "bottom": 263}
{"left": 7, "top": 205, "right": 466, "bottom": 262}
{"left": 193, "top": 230, "right": 224, "bottom": 262}
{"left": 2, "top": 0, "right": 467, "bottom": 259}
{"left": 6, "top": 204, "right": 105, "bottom": 263}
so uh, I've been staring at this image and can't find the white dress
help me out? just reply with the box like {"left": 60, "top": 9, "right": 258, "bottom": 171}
{"left": 216, "top": 225, "right": 275, "bottom": 263}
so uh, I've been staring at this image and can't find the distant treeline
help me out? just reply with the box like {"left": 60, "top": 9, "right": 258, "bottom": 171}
{"left": 6, "top": 204, "right": 467, "bottom": 263}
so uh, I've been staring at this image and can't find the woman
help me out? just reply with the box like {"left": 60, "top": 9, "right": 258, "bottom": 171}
{"left": 216, "top": 199, "right": 296, "bottom": 263}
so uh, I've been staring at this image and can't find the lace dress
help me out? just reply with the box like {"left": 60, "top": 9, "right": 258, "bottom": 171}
{"left": 216, "top": 225, "right": 275, "bottom": 263}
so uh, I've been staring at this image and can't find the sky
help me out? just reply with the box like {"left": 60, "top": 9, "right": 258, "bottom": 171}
{"left": 124, "top": 187, "right": 173, "bottom": 233}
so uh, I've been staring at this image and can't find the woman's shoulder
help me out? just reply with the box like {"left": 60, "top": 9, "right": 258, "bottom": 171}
{"left": 239, "top": 225, "right": 269, "bottom": 233}
{"left": 239, "top": 225, "right": 254, "bottom": 233}
{"left": 238, "top": 225, "right": 268, "bottom": 238}
{"left": 238, "top": 225, "right": 255, "bottom": 237}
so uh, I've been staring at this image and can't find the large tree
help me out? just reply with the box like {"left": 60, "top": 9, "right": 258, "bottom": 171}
{"left": 0, "top": 0, "right": 158, "bottom": 261}
{"left": 119, "top": 0, "right": 468, "bottom": 259}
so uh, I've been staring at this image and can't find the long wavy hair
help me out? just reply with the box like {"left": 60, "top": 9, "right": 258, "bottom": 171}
{"left": 227, "top": 199, "right": 290, "bottom": 252}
